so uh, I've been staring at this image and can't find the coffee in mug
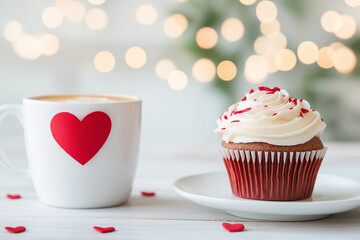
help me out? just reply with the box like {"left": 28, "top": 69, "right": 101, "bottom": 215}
{"left": 33, "top": 94, "right": 135, "bottom": 103}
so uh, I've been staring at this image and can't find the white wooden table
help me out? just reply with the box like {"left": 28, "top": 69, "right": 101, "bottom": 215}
{"left": 0, "top": 142, "right": 359, "bottom": 239}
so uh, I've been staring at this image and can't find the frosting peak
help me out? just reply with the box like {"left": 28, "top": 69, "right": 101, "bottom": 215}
{"left": 214, "top": 87, "right": 326, "bottom": 146}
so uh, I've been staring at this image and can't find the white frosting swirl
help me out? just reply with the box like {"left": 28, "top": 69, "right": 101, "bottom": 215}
{"left": 214, "top": 87, "right": 326, "bottom": 145}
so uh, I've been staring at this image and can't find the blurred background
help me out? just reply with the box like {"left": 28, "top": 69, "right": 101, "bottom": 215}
{"left": 1, "top": 0, "right": 360, "bottom": 159}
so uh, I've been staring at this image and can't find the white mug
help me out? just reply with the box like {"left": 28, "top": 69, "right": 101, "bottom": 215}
{"left": 0, "top": 94, "right": 141, "bottom": 208}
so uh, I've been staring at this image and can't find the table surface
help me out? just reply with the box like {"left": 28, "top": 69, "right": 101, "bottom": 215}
{"left": 0, "top": 142, "right": 359, "bottom": 240}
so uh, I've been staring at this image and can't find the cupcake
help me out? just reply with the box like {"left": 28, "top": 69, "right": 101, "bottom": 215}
{"left": 214, "top": 86, "right": 327, "bottom": 201}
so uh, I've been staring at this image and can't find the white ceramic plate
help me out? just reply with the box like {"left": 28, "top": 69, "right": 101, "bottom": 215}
{"left": 173, "top": 172, "right": 360, "bottom": 221}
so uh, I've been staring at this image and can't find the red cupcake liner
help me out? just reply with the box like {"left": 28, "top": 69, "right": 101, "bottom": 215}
{"left": 221, "top": 147, "right": 327, "bottom": 201}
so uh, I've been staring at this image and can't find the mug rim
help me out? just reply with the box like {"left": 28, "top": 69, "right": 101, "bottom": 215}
{"left": 23, "top": 94, "right": 141, "bottom": 105}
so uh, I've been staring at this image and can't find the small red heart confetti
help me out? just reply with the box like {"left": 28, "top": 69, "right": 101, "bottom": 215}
{"left": 222, "top": 222, "right": 245, "bottom": 232}
{"left": 141, "top": 191, "right": 156, "bottom": 197}
{"left": 93, "top": 226, "right": 115, "bottom": 233}
{"left": 6, "top": 194, "right": 21, "bottom": 200}
{"left": 5, "top": 226, "right": 26, "bottom": 233}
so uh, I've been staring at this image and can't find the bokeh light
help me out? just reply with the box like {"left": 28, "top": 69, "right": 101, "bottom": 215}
{"left": 331, "top": 46, "right": 357, "bottom": 73}
{"left": 94, "top": 50, "right": 115, "bottom": 73}
{"left": 239, "top": 0, "right": 256, "bottom": 5}
{"left": 254, "top": 32, "right": 287, "bottom": 55}
{"left": 256, "top": 1, "right": 277, "bottom": 23}
{"left": 56, "top": 0, "right": 72, "bottom": 10}
{"left": 196, "top": 27, "right": 218, "bottom": 49}
{"left": 42, "top": 7, "right": 63, "bottom": 29}
{"left": 135, "top": 4, "right": 158, "bottom": 25}
{"left": 328, "top": 42, "right": 345, "bottom": 52}
{"left": 297, "top": 41, "right": 319, "bottom": 65}
{"left": 321, "top": 11, "right": 342, "bottom": 33}
{"left": 192, "top": 58, "right": 216, "bottom": 83}
{"left": 88, "top": 0, "right": 106, "bottom": 5}
{"left": 317, "top": 47, "right": 333, "bottom": 69}
{"left": 254, "top": 36, "right": 267, "bottom": 55}
{"left": 217, "top": 60, "right": 237, "bottom": 81}
{"left": 63, "top": 1, "right": 86, "bottom": 23}
{"left": 85, "top": 8, "right": 108, "bottom": 31}
{"left": 334, "top": 15, "right": 356, "bottom": 40}
{"left": 155, "top": 59, "right": 176, "bottom": 80}
{"left": 244, "top": 55, "right": 268, "bottom": 83}
{"left": 274, "top": 49, "right": 297, "bottom": 71}
{"left": 260, "top": 19, "right": 280, "bottom": 36}
{"left": 12, "top": 34, "right": 42, "bottom": 60}
{"left": 344, "top": 0, "right": 360, "bottom": 7}
{"left": 168, "top": 70, "right": 188, "bottom": 90}
{"left": 125, "top": 46, "right": 147, "bottom": 69}
{"left": 163, "top": 14, "right": 188, "bottom": 38}
{"left": 221, "top": 18, "right": 244, "bottom": 42}
{"left": 4, "top": 21, "right": 22, "bottom": 42}
{"left": 264, "top": 54, "right": 278, "bottom": 73}
{"left": 55, "top": 0, "right": 73, "bottom": 16}
{"left": 37, "top": 34, "right": 60, "bottom": 56}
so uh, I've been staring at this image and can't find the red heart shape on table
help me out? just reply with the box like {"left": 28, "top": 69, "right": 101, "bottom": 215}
{"left": 93, "top": 226, "right": 115, "bottom": 233}
{"left": 5, "top": 226, "right": 26, "bottom": 233}
{"left": 222, "top": 222, "right": 245, "bottom": 232}
{"left": 50, "top": 111, "right": 111, "bottom": 166}
{"left": 6, "top": 194, "right": 21, "bottom": 199}
{"left": 141, "top": 191, "right": 156, "bottom": 197}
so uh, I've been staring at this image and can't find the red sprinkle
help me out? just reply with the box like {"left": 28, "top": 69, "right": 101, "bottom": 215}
{"left": 249, "top": 89, "right": 254, "bottom": 94}
{"left": 222, "top": 223, "right": 245, "bottom": 232}
{"left": 288, "top": 97, "right": 298, "bottom": 106}
{"left": 231, "top": 120, "right": 240, "bottom": 123}
{"left": 254, "top": 99, "right": 257, "bottom": 101}
{"left": 258, "top": 86, "right": 280, "bottom": 92}
{"left": 300, "top": 99, "right": 303, "bottom": 102}
{"left": 141, "top": 191, "right": 156, "bottom": 197}
{"left": 264, "top": 105, "right": 268, "bottom": 107}
{"left": 321, "top": 118, "right": 324, "bottom": 121}
{"left": 301, "top": 108, "right": 309, "bottom": 114}
{"left": 289, "top": 107, "right": 293, "bottom": 110}
{"left": 93, "top": 226, "right": 115, "bottom": 233}
{"left": 273, "top": 113, "right": 277, "bottom": 116}
{"left": 4, "top": 226, "right": 26, "bottom": 234}
{"left": 312, "top": 109, "right": 315, "bottom": 112}
{"left": 292, "top": 98, "right": 298, "bottom": 106}
{"left": 242, "top": 96, "right": 247, "bottom": 101}
{"left": 224, "top": 115, "right": 228, "bottom": 120}
{"left": 233, "top": 108, "right": 251, "bottom": 114}
{"left": 6, "top": 194, "right": 21, "bottom": 200}
{"left": 300, "top": 112, "right": 304, "bottom": 118}
{"left": 221, "top": 128, "right": 226, "bottom": 130}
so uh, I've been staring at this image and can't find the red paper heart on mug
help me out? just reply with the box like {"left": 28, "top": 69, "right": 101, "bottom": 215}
{"left": 50, "top": 111, "right": 111, "bottom": 166}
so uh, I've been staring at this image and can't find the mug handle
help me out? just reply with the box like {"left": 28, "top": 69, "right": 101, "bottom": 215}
{"left": 0, "top": 104, "right": 29, "bottom": 177}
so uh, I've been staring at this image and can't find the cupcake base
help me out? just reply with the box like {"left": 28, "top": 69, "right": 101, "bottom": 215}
{"left": 221, "top": 147, "right": 327, "bottom": 201}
